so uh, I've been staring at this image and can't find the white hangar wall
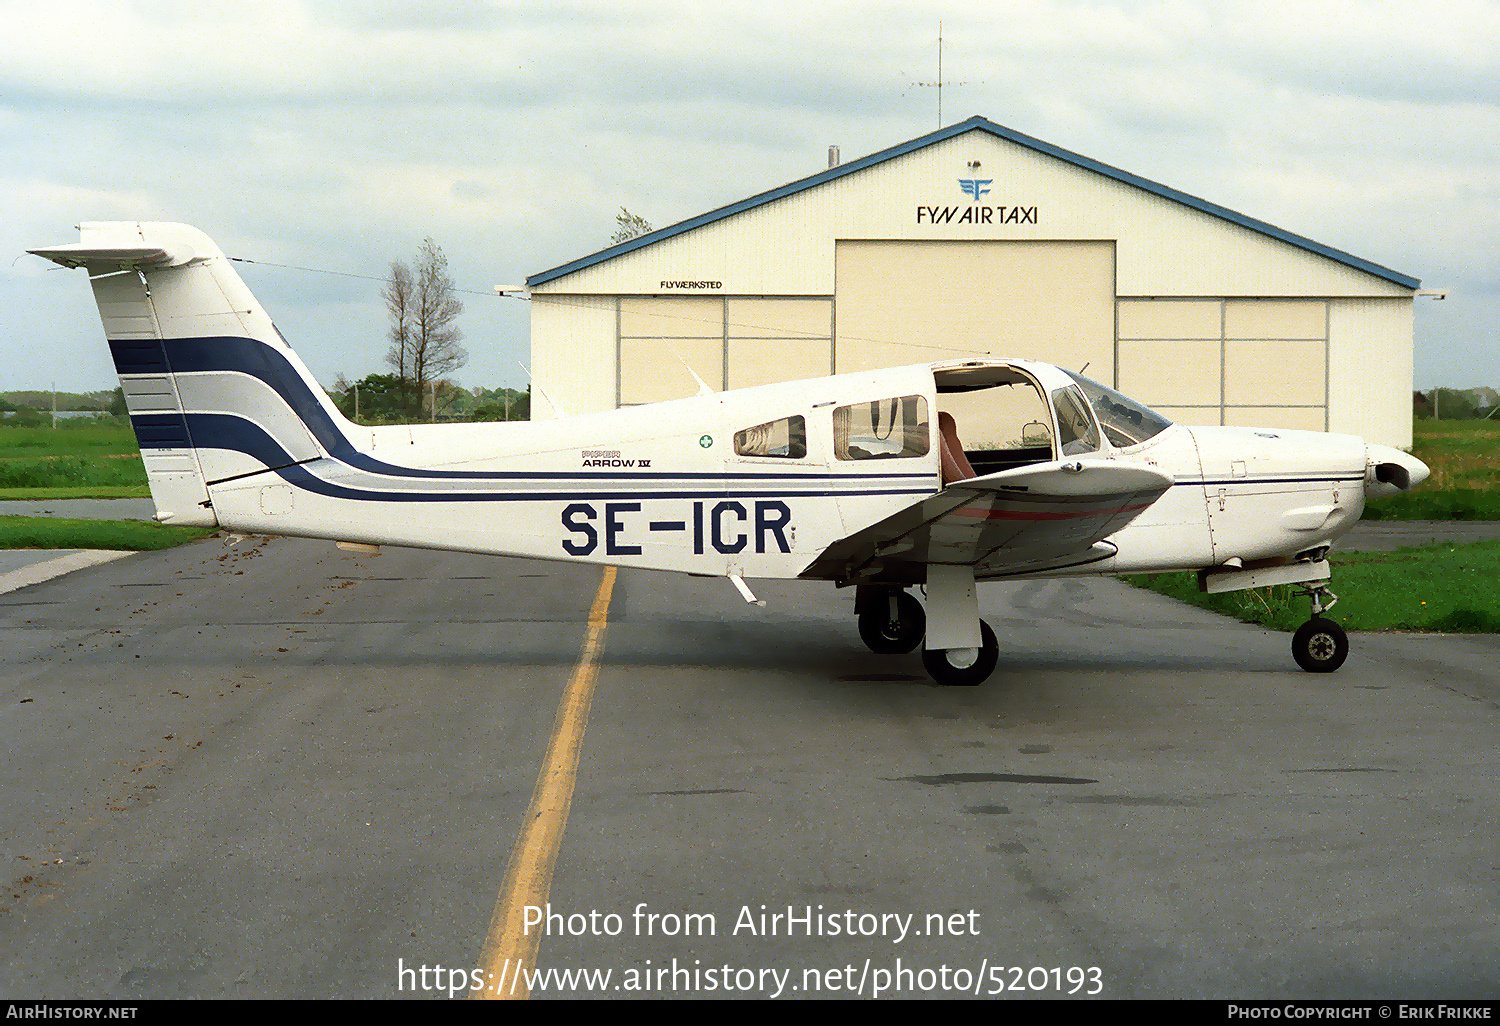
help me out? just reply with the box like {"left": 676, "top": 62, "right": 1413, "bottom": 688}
{"left": 529, "top": 118, "right": 1417, "bottom": 448}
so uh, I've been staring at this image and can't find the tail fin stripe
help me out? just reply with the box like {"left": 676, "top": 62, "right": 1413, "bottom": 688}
{"left": 131, "top": 412, "right": 292, "bottom": 467}
{"left": 141, "top": 334, "right": 528, "bottom": 480}
{"left": 122, "top": 335, "right": 356, "bottom": 460}
{"left": 119, "top": 334, "right": 718, "bottom": 487}
{"left": 181, "top": 414, "right": 310, "bottom": 484}
{"left": 130, "top": 414, "right": 193, "bottom": 449}
{"left": 109, "top": 339, "right": 172, "bottom": 375}
{"left": 121, "top": 378, "right": 179, "bottom": 411}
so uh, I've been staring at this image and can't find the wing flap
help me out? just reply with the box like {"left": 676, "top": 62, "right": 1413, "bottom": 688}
{"left": 801, "top": 459, "right": 1173, "bottom": 584}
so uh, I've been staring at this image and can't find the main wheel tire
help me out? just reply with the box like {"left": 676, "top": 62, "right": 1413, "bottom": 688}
{"left": 921, "top": 621, "right": 999, "bottom": 686}
{"left": 857, "top": 591, "right": 925, "bottom": 654}
{"left": 1293, "top": 617, "right": 1348, "bottom": 673}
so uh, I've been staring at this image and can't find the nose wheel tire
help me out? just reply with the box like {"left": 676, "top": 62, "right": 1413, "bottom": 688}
{"left": 1293, "top": 617, "right": 1348, "bottom": 673}
{"left": 858, "top": 591, "right": 926, "bottom": 654}
{"left": 922, "top": 621, "right": 999, "bottom": 686}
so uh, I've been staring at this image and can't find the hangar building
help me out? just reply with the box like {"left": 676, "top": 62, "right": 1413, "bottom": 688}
{"left": 527, "top": 116, "right": 1420, "bottom": 448}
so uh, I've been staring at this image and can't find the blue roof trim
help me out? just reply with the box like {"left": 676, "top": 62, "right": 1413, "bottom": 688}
{"left": 526, "top": 115, "right": 1420, "bottom": 291}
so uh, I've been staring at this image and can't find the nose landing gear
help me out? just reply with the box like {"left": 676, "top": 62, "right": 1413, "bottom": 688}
{"left": 1292, "top": 583, "right": 1348, "bottom": 672}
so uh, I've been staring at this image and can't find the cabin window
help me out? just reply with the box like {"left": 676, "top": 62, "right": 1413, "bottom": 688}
{"left": 734, "top": 416, "right": 807, "bottom": 459}
{"left": 833, "top": 395, "right": 930, "bottom": 461}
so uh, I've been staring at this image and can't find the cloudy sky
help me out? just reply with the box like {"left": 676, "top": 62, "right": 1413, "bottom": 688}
{"left": 3, "top": 0, "right": 1496, "bottom": 398}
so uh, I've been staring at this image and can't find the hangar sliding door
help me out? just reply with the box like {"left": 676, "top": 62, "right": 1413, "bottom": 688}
{"left": 833, "top": 240, "right": 1116, "bottom": 377}
{"left": 618, "top": 296, "right": 834, "bottom": 405}
{"left": 1117, "top": 298, "right": 1329, "bottom": 430}
{"left": 618, "top": 297, "right": 725, "bottom": 405}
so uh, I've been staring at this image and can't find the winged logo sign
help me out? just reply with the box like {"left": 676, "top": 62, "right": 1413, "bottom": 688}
{"left": 958, "top": 178, "right": 992, "bottom": 201}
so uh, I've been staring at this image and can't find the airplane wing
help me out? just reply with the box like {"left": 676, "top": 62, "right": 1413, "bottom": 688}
{"left": 800, "top": 459, "right": 1174, "bottom": 584}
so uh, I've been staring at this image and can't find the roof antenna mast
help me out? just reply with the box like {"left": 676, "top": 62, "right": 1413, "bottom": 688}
{"left": 911, "top": 22, "right": 967, "bottom": 128}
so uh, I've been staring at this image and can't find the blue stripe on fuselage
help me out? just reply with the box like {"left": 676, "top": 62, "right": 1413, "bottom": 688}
{"left": 128, "top": 411, "right": 935, "bottom": 503}
{"left": 126, "top": 336, "right": 935, "bottom": 486}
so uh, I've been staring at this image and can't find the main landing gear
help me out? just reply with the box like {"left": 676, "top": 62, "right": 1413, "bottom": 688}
{"left": 1292, "top": 583, "right": 1348, "bottom": 673}
{"left": 855, "top": 568, "right": 999, "bottom": 686}
{"left": 921, "top": 621, "right": 999, "bottom": 686}
{"left": 856, "top": 588, "right": 925, "bottom": 654}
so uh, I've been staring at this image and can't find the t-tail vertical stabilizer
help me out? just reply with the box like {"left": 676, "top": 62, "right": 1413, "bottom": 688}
{"left": 30, "top": 222, "right": 358, "bottom": 528}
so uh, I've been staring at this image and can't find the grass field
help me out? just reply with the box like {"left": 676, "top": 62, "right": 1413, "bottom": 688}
{"left": 1127, "top": 540, "right": 1500, "bottom": 634}
{"left": 0, "top": 422, "right": 148, "bottom": 492}
{"left": 1364, "top": 418, "right": 1500, "bottom": 520}
{"left": 0, "top": 422, "right": 136, "bottom": 454}
{"left": 0, "top": 454, "right": 147, "bottom": 490}
{"left": 0, "top": 515, "right": 216, "bottom": 551}
{"left": 0, "top": 485, "right": 149, "bottom": 500}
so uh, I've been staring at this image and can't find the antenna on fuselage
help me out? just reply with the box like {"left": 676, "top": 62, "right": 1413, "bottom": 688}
{"left": 678, "top": 357, "right": 717, "bottom": 397}
{"left": 517, "top": 361, "right": 567, "bottom": 418}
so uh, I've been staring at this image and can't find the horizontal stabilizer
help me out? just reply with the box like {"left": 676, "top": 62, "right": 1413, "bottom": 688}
{"left": 29, "top": 222, "right": 211, "bottom": 270}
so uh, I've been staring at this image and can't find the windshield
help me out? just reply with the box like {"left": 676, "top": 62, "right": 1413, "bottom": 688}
{"left": 1050, "top": 385, "right": 1101, "bottom": 455}
{"left": 1063, "top": 371, "right": 1172, "bottom": 448}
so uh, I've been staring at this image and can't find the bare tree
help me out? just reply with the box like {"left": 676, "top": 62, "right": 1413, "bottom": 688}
{"left": 382, "top": 259, "right": 415, "bottom": 408}
{"left": 384, "top": 240, "right": 466, "bottom": 417}
{"left": 611, "top": 207, "right": 653, "bottom": 245}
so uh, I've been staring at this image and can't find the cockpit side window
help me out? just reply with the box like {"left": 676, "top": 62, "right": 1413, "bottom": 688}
{"left": 833, "top": 395, "right": 930, "bottom": 461}
{"left": 734, "top": 415, "right": 807, "bottom": 459}
{"left": 937, "top": 375, "right": 1057, "bottom": 470}
{"left": 1063, "top": 370, "right": 1172, "bottom": 448}
{"left": 1051, "top": 385, "right": 1101, "bottom": 455}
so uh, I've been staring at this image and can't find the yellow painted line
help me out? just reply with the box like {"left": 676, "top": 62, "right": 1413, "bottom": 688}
{"left": 474, "top": 564, "right": 617, "bottom": 1000}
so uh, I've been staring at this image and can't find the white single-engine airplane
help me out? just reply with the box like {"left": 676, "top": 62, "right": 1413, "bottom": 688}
{"left": 33, "top": 222, "right": 1430, "bottom": 685}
